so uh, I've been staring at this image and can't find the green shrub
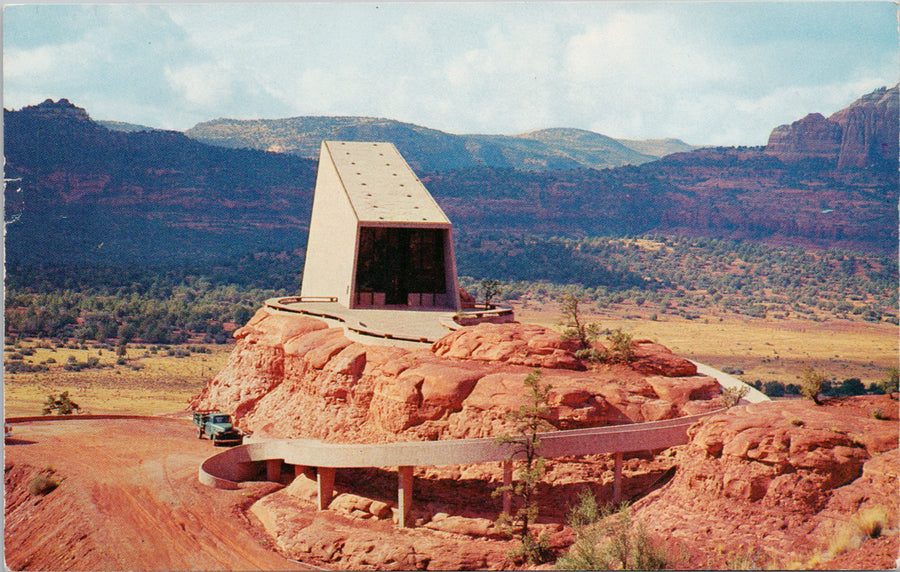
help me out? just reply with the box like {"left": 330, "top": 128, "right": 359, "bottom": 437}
{"left": 480, "top": 279, "right": 503, "bottom": 306}
{"left": 800, "top": 367, "right": 828, "bottom": 405}
{"left": 28, "top": 474, "right": 58, "bottom": 496}
{"left": 558, "top": 293, "right": 601, "bottom": 349}
{"left": 42, "top": 391, "right": 80, "bottom": 415}
{"left": 575, "top": 347, "right": 603, "bottom": 362}
{"left": 877, "top": 368, "right": 899, "bottom": 395}
{"left": 557, "top": 502, "right": 668, "bottom": 570}
{"left": 603, "top": 329, "right": 635, "bottom": 364}
{"left": 568, "top": 488, "right": 603, "bottom": 530}
{"left": 719, "top": 385, "right": 749, "bottom": 408}
{"left": 725, "top": 548, "right": 769, "bottom": 570}
{"left": 762, "top": 380, "right": 785, "bottom": 397}
{"left": 853, "top": 506, "right": 889, "bottom": 539}
{"left": 495, "top": 370, "right": 553, "bottom": 566}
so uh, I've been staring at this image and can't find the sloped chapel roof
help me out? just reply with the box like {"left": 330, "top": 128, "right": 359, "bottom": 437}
{"left": 323, "top": 140, "right": 450, "bottom": 225}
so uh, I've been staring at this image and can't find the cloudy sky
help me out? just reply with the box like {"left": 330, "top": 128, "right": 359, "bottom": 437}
{"left": 3, "top": 1, "right": 897, "bottom": 146}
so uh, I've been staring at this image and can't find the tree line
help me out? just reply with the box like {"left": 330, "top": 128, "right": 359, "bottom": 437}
{"left": 5, "top": 233, "right": 897, "bottom": 344}
{"left": 457, "top": 233, "right": 898, "bottom": 324}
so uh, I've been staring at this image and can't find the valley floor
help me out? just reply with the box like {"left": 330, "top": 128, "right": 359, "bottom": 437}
{"left": 512, "top": 302, "right": 898, "bottom": 390}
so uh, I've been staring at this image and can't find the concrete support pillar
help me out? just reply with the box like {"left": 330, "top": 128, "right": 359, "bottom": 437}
{"left": 398, "top": 465, "right": 414, "bottom": 528}
{"left": 294, "top": 464, "right": 306, "bottom": 478}
{"left": 317, "top": 467, "right": 335, "bottom": 510}
{"left": 502, "top": 459, "right": 513, "bottom": 516}
{"left": 266, "top": 459, "right": 281, "bottom": 482}
{"left": 613, "top": 451, "right": 623, "bottom": 504}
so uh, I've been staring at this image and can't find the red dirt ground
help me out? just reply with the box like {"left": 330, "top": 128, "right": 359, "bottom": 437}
{"left": 4, "top": 416, "right": 310, "bottom": 571}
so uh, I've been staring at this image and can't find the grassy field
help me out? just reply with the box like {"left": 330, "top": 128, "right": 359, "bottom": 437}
{"left": 4, "top": 341, "right": 232, "bottom": 417}
{"left": 5, "top": 304, "right": 897, "bottom": 418}
{"left": 514, "top": 301, "right": 899, "bottom": 388}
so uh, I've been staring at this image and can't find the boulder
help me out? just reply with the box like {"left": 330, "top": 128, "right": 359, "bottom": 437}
{"left": 630, "top": 340, "right": 698, "bottom": 377}
{"left": 631, "top": 396, "right": 899, "bottom": 568}
{"left": 647, "top": 375, "right": 720, "bottom": 406}
{"left": 432, "top": 322, "right": 584, "bottom": 370}
{"left": 235, "top": 309, "right": 327, "bottom": 347}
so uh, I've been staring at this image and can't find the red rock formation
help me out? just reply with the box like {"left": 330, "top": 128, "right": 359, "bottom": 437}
{"left": 765, "top": 85, "right": 898, "bottom": 169}
{"left": 192, "top": 311, "right": 900, "bottom": 569}
{"left": 190, "top": 309, "right": 722, "bottom": 442}
{"left": 764, "top": 113, "right": 842, "bottom": 161}
{"left": 632, "top": 396, "right": 899, "bottom": 567}
{"left": 831, "top": 86, "right": 900, "bottom": 169}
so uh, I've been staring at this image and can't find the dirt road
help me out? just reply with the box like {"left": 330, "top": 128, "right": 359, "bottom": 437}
{"left": 4, "top": 416, "right": 309, "bottom": 571}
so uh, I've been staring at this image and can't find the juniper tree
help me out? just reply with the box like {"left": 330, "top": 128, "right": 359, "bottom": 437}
{"left": 495, "top": 369, "right": 553, "bottom": 564}
{"left": 800, "top": 366, "right": 828, "bottom": 405}
{"left": 558, "top": 292, "right": 601, "bottom": 350}
{"left": 480, "top": 279, "right": 502, "bottom": 306}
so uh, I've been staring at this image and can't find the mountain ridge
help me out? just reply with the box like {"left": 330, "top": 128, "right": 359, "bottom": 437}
{"left": 3, "top": 85, "right": 896, "bottom": 277}
{"left": 183, "top": 115, "right": 692, "bottom": 171}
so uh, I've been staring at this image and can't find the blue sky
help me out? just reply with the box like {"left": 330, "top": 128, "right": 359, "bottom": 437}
{"left": 3, "top": 2, "right": 897, "bottom": 146}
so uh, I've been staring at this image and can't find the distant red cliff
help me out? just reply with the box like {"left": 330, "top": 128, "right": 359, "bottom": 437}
{"left": 766, "top": 85, "right": 898, "bottom": 169}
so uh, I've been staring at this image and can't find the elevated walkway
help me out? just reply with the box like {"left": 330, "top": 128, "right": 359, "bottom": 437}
{"left": 199, "top": 408, "right": 724, "bottom": 527}
{"left": 264, "top": 297, "right": 514, "bottom": 346}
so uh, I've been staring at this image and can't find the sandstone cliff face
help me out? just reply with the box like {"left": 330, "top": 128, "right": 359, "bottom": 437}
{"left": 633, "top": 396, "right": 899, "bottom": 566}
{"left": 764, "top": 113, "right": 842, "bottom": 161}
{"left": 765, "top": 85, "right": 898, "bottom": 169}
{"left": 831, "top": 86, "right": 900, "bottom": 168}
{"left": 190, "top": 309, "right": 720, "bottom": 443}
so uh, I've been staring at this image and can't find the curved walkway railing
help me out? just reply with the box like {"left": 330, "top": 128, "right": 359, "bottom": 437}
{"left": 208, "top": 409, "right": 716, "bottom": 473}
{"left": 198, "top": 408, "right": 724, "bottom": 526}
{"left": 198, "top": 359, "right": 768, "bottom": 526}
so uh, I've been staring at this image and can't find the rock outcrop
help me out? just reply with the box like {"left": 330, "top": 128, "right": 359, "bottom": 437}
{"left": 764, "top": 113, "right": 842, "bottom": 161}
{"left": 190, "top": 309, "right": 720, "bottom": 443}
{"left": 765, "top": 85, "right": 898, "bottom": 169}
{"left": 191, "top": 309, "right": 900, "bottom": 569}
{"left": 632, "top": 396, "right": 899, "bottom": 567}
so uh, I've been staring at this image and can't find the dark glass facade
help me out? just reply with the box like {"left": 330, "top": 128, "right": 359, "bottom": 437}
{"left": 355, "top": 227, "right": 447, "bottom": 305}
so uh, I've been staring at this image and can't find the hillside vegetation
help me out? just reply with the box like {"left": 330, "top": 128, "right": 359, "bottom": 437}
{"left": 458, "top": 234, "right": 898, "bottom": 324}
{"left": 183, "top": 116, "right": 678, "bottom": 171}
{"left": 5, "top": 88, "right": 897, "bottom": 277}
{"left": 4, "top": 87, "right": 897, "bottom": 347}
{"left": 6, "top": 233, "right": 896, "bottom": 348}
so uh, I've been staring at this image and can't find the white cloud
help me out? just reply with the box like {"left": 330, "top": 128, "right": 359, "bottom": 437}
{"left": 164, "top": 63, "right": 237, "bottom": 109}
{"left": 3, "top": 39, "right": 103, "bottom": 93}
{"left": 4, "top": 2, "right": 896, "bottom": 143}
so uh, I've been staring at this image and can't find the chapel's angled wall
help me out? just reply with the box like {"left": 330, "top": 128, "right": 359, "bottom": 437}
{"left": 300, "top": 142, "right": 359, "bottom": 306}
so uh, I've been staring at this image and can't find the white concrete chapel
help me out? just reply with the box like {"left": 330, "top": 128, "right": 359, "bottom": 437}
{"left": 301, "top": 141, "right": 461, "bottom": 312}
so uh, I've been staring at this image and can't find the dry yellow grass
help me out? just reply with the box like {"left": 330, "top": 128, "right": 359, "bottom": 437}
{"left": 4, "top": 342, "right": 232, "bottom": 417}
{"left": 514, "top": 302, "right": 898, "bottom": 388}
{"left": 6, "top": 303, "right": 897, "bottom": 416}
